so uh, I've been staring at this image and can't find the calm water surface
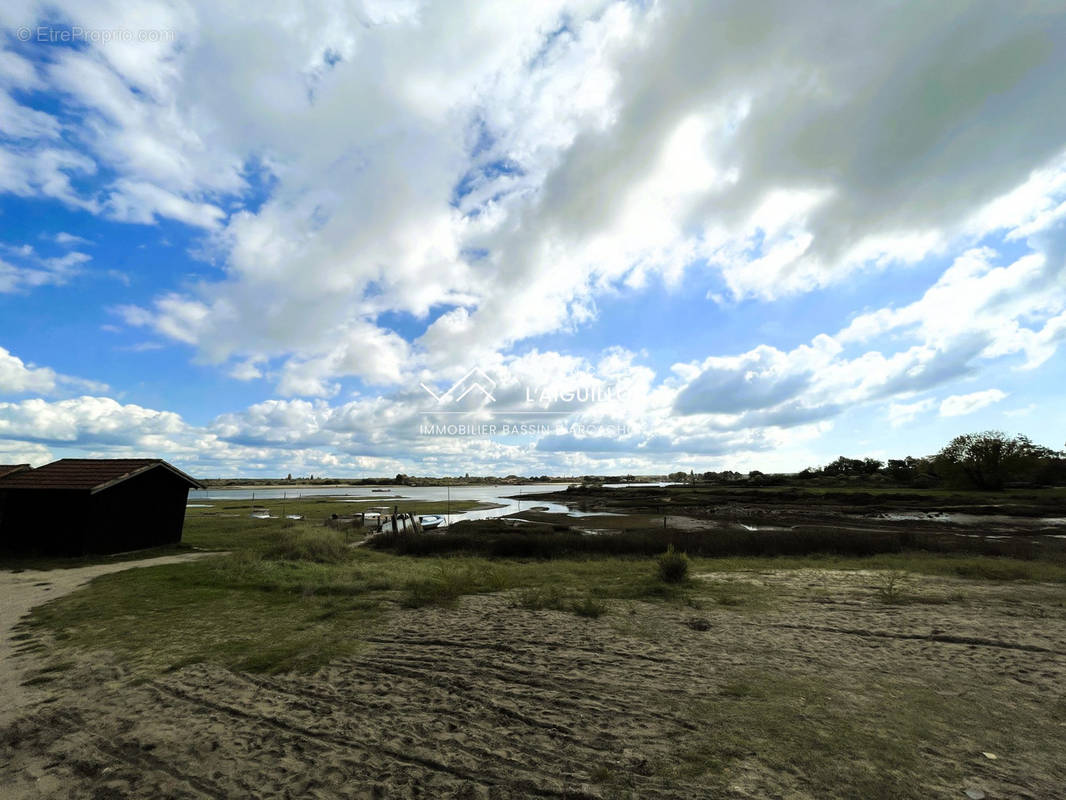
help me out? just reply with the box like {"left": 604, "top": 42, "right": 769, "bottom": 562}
{"left": 187, "top": 484, "right": 579, "bottom": 522}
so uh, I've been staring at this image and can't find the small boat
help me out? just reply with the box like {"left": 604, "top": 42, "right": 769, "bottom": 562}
{"left": 372, "top": 488, "right": 391, "bottom": 492}
{"left": 419, "top": 514, "right": 445, "bottom": 530}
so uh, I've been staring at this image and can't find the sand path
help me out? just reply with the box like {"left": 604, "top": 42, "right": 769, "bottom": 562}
{"left": 2, "top": 571, "right": 1065, "bottom": 798}
{"left": 0, "top": 552, "right": 217, "bottom": 727}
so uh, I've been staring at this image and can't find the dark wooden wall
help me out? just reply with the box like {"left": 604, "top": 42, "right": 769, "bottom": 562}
{"left": 0, "top": 468, "right": 192, "bottom": 556}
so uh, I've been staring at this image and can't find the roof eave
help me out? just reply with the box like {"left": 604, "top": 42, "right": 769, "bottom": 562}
{"left": 89, "top": 462, "right": 205, "bottom": 494}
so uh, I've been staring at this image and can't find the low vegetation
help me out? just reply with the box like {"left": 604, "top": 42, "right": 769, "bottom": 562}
{"left": 657, "top": 545, "right": 690, "bottom": 582}
{"left": 11, "top": 491, "right": 1066, "bottom": 799}
{"left": 261, "top": 528, "right": 351, "bottom": 564}
{"left": 20, "top": 507, "right": 1066, "bottom": 680}
{"left": 369, "top": 521, "right": 1063, "bottom": 564}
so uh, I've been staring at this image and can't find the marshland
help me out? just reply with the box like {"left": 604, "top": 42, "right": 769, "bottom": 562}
{"left": 3, "top": 464, "right": 1066, "bottom": 799}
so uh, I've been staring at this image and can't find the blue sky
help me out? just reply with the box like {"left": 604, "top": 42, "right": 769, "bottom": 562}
{"left": 2, "top": 0, "right": 1066, "bottom": 477}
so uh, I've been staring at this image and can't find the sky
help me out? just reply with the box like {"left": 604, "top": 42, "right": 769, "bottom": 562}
{"left": 1, "top": 0, "right": 1066, "bottom": 478}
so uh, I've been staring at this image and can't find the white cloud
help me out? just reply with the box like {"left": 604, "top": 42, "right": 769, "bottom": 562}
{"left": 0, "top": 346, "right": 109, "bottom": 396}
{"left": 0, "top": 248, "right": 91, "bottom": 293}
{"left": 0, "top": 346, "right": 57, "bottom": 394}
{"left": 2, "top": 1, "right": 1066, "bottom": 473}
{"left": 939, "top": 389, "right": 1008, "bottom": 418}
{"left": 887, "top": 398, "right": 936, "bottom": 428}
{"left": 104, "top": 179, "right": 226, "bottom": 229}
{"left": 0, "top": 395, "right": 183, "bottom": 442}
{"left": 0, "top": 439, "right": 52, "bottom": 467}
{"left": 53, "top": 231, "right": 93, "bottom": 247}
{"left": 2, "top": 0, "right": 1066, "bottom": 400}
{"left": 0, "top": 145, "right": 98, "bottom": 210}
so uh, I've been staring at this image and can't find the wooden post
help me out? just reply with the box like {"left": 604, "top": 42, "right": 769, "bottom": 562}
{"left": 392, "top": 506, "right": 399, "bottom": 533}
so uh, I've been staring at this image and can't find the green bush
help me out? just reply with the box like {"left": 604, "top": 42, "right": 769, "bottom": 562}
{"left": 262, "top": 529, "right": 350, "bottom": 564}
{"left": 657, "top": 545, "right": 690, "bottom": 583}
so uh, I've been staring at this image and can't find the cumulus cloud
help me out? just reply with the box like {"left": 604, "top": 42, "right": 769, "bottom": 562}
{"left": 0, "top": 346, "right": 109, "bottom": 397}
{"left": 0, "top": 346, "right": 57, "bottom": 394}
{"left": 939, "top": 389, "right": 1008, "bottom": 418}
{"left": 2, "top": 1, "right": 1066, "bottom": 472}
{"left": 0, "top": 0, "right": 1051, "bottom": 395}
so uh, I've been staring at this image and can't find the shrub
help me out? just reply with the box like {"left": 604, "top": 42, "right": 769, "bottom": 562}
{"left": 874, "top": 571, "right": 910, "bottom": 604}
{"left": 572, "top": 593, "right": 608, "bottom": 618}
{"left": 262, "top": 529, "right": 350, "bottom": 564}
{"left": 657, "top": 545, "right": 690, "bottom": 583}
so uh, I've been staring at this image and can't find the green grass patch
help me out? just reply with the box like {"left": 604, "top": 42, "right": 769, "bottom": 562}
{"left": 181, "top": 497, "right": 485, "bottom": 550}
{"left": 399, "top": 562, "right": 509, "bottom": 608}
{"left": 261, "top": 528, "right": 351, "bottom": 563}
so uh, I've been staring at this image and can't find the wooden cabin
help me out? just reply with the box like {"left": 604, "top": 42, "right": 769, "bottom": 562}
{"left": 0, "top": 459, "right": 203, "bottom": 556}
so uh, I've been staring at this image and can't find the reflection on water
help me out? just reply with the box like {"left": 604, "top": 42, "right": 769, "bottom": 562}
{"left": 188, "top": 484, "right": 577, "bottom": 524}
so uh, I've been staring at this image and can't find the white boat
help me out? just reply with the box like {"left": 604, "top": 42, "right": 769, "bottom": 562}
{"left": 419, "top": 514, "right": 445, "bottom": 530}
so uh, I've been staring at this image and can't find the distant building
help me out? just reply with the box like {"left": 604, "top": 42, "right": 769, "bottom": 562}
{"left": 0, "top": 459, "right": 203, "bottom": 556}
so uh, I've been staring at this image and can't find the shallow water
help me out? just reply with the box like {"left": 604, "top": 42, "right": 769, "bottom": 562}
{"left": 189, "top": 484, "right": 577, "bottom": 524}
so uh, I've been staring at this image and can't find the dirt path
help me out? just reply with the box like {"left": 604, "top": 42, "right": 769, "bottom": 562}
{"left": 0, "top": 553, "right": 218, "bottom": 727}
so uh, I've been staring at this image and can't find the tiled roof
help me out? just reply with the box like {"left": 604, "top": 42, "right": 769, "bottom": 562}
{"left": 0, "top": 464, "right": 31, "bottom": 480}
{"left": 0, "top": 459, "right": 202, "bottom": 492}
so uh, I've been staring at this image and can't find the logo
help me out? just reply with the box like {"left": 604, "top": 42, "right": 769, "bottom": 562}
{"left": 420, "top": 367, "right": 497, "bottom": 404}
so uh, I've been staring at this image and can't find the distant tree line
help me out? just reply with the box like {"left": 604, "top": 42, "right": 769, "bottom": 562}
{"left": 792, "top": 431, "right": 1066, "bottom": 490}
{"left": 679, "top": 432, "right": 1066, "bottom": 491}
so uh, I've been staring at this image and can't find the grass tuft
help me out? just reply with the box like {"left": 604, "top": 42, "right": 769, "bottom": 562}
{"left": 262, "top": 529, "right": 351, "bottom": 564}
{"left": 400, "top": 563, "right": 510, "bottom": 608}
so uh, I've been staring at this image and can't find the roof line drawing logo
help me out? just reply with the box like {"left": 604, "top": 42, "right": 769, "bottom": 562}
{"left": 420, "top": 367, "right": 497, "bottom": 404}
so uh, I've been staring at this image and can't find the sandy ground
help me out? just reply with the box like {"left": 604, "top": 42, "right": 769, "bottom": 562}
{"left": 0, "top": 553, "right": 217, "bottom": 728}
{"left": 2, "top": 569, "right": 1066, "bottom": 798}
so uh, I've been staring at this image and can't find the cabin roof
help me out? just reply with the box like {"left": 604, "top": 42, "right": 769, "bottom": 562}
{"left": 0, "top": 458, "right": 203, "bottom": 493}
{"left": 0, "top": 464, "right": 31, "bottom": 480}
